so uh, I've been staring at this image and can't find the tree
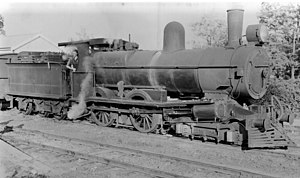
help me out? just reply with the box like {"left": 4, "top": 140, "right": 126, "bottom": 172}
{"left": 0, "top": 14, "right": 5, "bottom": 35}
{"left": 69, "top": 27, "right": 94, "bottom": 41}
{"left": 258, "top": 2, "right": 300, "bottom": 79}
{"left": 75, "top": 27, "right": 93, "bottom": 41}
{"left": 258, "top": 2, "right": 300, "bottom": 111}
{"left": 190, "top": 17, "right": 227, "bottom": 48}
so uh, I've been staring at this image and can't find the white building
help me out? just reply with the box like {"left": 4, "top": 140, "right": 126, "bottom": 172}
{"left": 0, "top": 34, "right": 61, "bottom": 54}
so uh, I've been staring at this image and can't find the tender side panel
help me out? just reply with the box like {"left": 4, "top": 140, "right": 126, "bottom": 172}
{"left": 7, "top": 63, "right": 67, "bottom": 98}
{"left": 0, "top": 58, "right": 9, "bottom": 99}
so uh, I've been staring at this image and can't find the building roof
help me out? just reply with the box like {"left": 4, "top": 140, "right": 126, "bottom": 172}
{"left": 0, "top": 34, "right": 61, "bottom": 54}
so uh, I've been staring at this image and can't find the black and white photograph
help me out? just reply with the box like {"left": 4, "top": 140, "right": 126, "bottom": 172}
{"left": 0, "top": 1, "right": 300, "bottom": 177}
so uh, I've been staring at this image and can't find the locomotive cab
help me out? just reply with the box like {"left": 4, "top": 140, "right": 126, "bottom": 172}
{"left": 58, "top": 38, "right": 139, "bottom": 99}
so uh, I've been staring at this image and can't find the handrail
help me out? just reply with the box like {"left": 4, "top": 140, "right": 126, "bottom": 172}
{"left": 95, "top": 65, "right": 238, "bottom": 69}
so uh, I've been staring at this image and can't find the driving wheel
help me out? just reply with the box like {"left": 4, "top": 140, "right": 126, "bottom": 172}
{"left": 130, "top": 113, "right": 159, "bottom": 133}
{"left": 91, "top": 111, "right": 116, "bottom": 127}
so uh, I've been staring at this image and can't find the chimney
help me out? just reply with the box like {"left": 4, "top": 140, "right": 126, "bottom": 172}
{"left": 163, "top": 21, "right": 185, "bottom": 52}
{"left": 227, "top": 9, "right": 244, "bottom": 48}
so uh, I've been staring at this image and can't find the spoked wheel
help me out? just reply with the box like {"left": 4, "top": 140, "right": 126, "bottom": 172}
{"left": 24, "top": 102, "right": 34, "bottom": 115}
{"left": 43, "top": 111, "right": 51, "bottom": 118}
{"left": 57, "top": 113, "right": 68, "bottom": 120}
{"left": 91, "top": 110, "right": 116, "bottom": 127}
{"left": 130, "top": 114, "right": 159, "bottom": 133}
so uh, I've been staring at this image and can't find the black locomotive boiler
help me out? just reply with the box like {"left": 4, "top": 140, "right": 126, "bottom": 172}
{"left": 0, "top": 9, "right": 294, "bottom": 148}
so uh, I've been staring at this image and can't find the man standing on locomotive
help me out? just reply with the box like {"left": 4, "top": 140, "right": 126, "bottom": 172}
{"left": 66, "top": 49, "right": 79, "bottom": 72}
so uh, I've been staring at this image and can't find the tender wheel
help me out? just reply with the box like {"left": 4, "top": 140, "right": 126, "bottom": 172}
{"left": 43, "top": 111, "right": 51, "bottom": 118}
{"left": 54, "top": 107, "right": 68, "bottom": 120}
{"left": 91, "top": 111, "right": 116, "bottom": 127}
{"left": 130, "top": 114, "right": 159, "bottom": 133}
{"left": 57, "top": 113, "right": 68, "bottom": 120}
{"left": 24, "top": 102, "right": 34, "bottom": 115}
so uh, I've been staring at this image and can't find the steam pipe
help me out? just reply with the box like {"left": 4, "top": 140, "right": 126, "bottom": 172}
{"left": 227, "top": 9, "right": 244, "bottom": 48}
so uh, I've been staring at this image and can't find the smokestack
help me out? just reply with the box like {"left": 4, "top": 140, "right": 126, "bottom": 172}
{"left": 163, "top": 21, "right": 185, "bottom": 52}
{"left": 227, "top": 9, "right": 244, "bottom": 48}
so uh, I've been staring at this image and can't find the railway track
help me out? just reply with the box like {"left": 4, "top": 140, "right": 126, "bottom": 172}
{"left": 1, "top": 128, "right": 275, "bottom": 178}
{"left": 258, "top": 145, "right": 300, "bottom": 159}
{"left": 2, "top": 136, "right": 185, "bottom": 178}
{"left": 70, "top": 119, "right": 300, "bottom": 161}
{"left": 169, "top": 131, "right": 300, "bottom": 162}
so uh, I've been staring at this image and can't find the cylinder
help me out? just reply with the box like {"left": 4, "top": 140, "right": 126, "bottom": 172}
{"left": 192, "top": 103, "right": 217, "bottom": 121}
{"left": 227, "top": 9, "right": 244, "bottom": 48}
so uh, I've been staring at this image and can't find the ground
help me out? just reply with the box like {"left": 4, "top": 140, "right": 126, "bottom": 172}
{"left": 1, "top": 108, "right": 300, "bottom": 178}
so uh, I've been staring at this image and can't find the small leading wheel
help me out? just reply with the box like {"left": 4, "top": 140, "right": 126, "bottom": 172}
{"left": 91, "top": 111, "right": 116, "bottom": 127}
{"left": 58, "top": 113, "right": 68, "bottom": 120}
{"left": 24, "top": 102, "right": 34, "bottom": 115}
{"left": 130, "top": 114, "right": 159, "bottom": 133}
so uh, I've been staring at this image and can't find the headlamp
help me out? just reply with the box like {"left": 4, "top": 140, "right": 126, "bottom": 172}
{"left": 246, "top": 24, "right": 268, "bottom": 44}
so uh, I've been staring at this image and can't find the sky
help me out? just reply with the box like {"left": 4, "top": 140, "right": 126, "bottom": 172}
{"left": 1, "top": 1, "right": 264, "bottom": 50}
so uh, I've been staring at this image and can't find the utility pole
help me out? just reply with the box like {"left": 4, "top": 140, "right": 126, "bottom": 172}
{"left": 292, "top": 31, "right": 295, "bottom": 81}
{"left": 291, "top": 16, "right": 299, "bottom": 82}
{"left": 0, "top": 14, "right": 4, "bottom": 35}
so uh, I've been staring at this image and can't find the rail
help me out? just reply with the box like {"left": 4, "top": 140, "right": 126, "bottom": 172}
{"left": 2, "top": 136, "right": 185, "bottom": 178}
{"left": 9, "top": 128, "right": 276, "bottom": 178}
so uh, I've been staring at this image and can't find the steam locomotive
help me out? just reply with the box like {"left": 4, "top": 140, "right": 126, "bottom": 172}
{"left": 0, "top": 9, "right": 295, "bottom": 148}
